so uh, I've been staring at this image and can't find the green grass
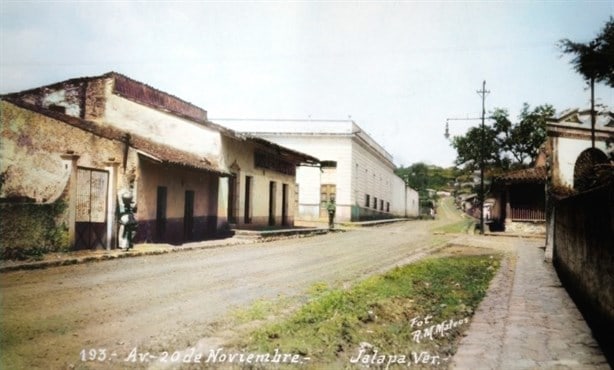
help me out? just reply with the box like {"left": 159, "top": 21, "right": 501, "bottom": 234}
{"left": 236, "top": 254, "right": 500, "bottom": 367}
{"left": 432, "top": 218, "right": 474, "bottom": 234}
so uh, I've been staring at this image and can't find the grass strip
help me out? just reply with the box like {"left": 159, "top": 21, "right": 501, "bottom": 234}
{"left": 237, "top": 254, "right": 501, "bottom": 368}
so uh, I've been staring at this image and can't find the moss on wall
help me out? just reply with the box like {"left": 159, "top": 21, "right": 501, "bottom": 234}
{"left": 0, "top": 201, "right": 69, "bottom": 260}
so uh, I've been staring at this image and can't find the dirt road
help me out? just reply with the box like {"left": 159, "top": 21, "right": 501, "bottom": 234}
{"left": 1, "top": 199, "right": 464, "bottom": 369}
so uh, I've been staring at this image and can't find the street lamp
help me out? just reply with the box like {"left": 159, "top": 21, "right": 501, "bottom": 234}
{"left": 444, "top": 81, "right": 490, "bottom": 235}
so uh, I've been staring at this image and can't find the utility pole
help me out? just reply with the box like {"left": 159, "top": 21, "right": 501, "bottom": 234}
{"left": 477, "top": 80, "right": 490, "bottom": 235}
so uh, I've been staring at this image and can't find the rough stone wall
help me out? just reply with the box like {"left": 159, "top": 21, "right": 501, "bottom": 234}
{"left": 84, "top": 77, "right": 109, "bottom": 121}
{"left": 553, "top": 183, "right": 614, "bottom": 356}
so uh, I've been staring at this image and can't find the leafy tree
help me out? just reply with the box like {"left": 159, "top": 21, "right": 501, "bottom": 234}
{"left": 395, "top": 163, "right": 457, "bottom": 192}
{"left": 451, "top": 104, "right": 555, "bottom": 173}
{"left": 559, "top": 16, "right": 614, "bottom": 88}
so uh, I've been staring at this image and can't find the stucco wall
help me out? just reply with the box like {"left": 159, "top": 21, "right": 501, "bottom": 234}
{"left": 261, "top": 135, "right": 355, "bottom": 221}
{"left": 1, "top": 101, "right": 127, "bottom": 251}
{"left": 551, "top": 135, "right": 610, "bottom": 188}
{"left": 1, "top": 101, "right": 124, "bottom": 202}
{"left": 553, "top": 183, "right": 614, "bottom": 358}
{"left": 103, "top": 93, "right": 221, "bottom": 159}
{"left": 136, "top": 158, "right": 219, "bottom": 244}
{"left": 351, "top": 138, "right": 398, "bottom": 221}
{"left": 220, "top": 136, "right": 297, "bottom": 228}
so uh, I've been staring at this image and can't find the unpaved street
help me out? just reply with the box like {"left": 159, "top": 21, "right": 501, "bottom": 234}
{"left": 1, "top": 200, "right": 463, "bottom": 369}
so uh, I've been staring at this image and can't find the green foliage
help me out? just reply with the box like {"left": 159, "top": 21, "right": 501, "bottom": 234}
{"left": 0, "top": 201, "right": 69, "bottom": 260}
{"left": 242, "top": 255, "right": 501, "bottom": 364}
{"left": 395, "top": 163, "right": 458, "bottom": 192}
{"left": 559, "top": 16, "right": 614, "bottom": 87}
{"left": 451, "top": 103, "right": 555, "bottom": 173}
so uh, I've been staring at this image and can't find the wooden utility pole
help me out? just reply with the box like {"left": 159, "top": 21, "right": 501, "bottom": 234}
{"left": 476, "top": 81, "right": 490, "bottom": 235}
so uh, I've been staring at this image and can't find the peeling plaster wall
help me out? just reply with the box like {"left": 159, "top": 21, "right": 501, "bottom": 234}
{"left": 0, "top": 101, "right": 123, "bottom": 202}
{"left": 16, "top": 82, "right": 85, "bottom": 118}
{"left": 103, "top": 93, "right": 220, "bottom": 160}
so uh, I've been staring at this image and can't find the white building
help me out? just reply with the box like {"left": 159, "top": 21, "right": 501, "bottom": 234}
{"left": 547, "top": 108, "right": 613, "bottom": 191}
{"left": 213, "top": 119, "right": 419, "bottom": 222}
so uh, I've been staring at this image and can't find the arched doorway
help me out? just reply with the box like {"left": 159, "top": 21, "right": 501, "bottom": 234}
{"left": 573, "top": 148, "right": 608, "bottom": 191}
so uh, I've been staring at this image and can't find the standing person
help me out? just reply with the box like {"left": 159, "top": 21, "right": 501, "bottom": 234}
{"left": 326, "top": 198, "right": 336, "bottom": 229}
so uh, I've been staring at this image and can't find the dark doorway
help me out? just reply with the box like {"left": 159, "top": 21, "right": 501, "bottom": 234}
{"left": 244, "top": 176, "right": 252, "bottom": 224}
{"left": 228, "top": 175, "right": 237, "bottom": 224}
{"left": 156, "top": 186, "right": 167, "bottom": 241}
{"left": 282, "top": 183, "right": 289, "bottom": 226}
{"left": 183, "top": 190, "right": 194, "bottom": 241}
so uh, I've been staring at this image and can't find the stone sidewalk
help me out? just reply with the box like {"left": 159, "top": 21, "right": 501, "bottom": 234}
{"left": 451, "top": 237, "right": 610, "bottom": 369}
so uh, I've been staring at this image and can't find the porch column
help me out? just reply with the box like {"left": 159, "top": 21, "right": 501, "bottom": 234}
{"left": 61, "top": 152, "right": 80, "bottom": 249}
{"left": 105, "top": 159, "right": 120, "bottom": 250}
{"left": 505, "top": 187, "right": 512, "bottom": 227}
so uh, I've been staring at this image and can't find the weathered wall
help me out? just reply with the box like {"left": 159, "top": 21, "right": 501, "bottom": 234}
{"left": 136, "top": 158, "right": 219, "bottom": 244}
{"left": 103, "top": 93, "right": 221, "bottom": 160}
{"left": 220, "top": 136, "right": 298, "bottom": 229}
{"left": 0, "top": 100, "right": 125, "bottom": 252}
{"left": 0, "top": 201, "right": 69, "bottom": 259}
{"left": 553, "top": 182, "right": 614, "bottom": 358}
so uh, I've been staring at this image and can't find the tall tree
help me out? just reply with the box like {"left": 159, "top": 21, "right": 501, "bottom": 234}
{"left": 559, "top": 16, "right": 614, "bottom": 88}
{"left": 559, "top": 17, "right": 614, "bottom": 147}
{"left": 451, "top": 104, "right": 555, "bottom": 173}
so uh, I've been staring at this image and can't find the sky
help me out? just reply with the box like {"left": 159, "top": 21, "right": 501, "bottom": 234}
{"left": 1, "top": 1, "right": 613, "bottom": 168}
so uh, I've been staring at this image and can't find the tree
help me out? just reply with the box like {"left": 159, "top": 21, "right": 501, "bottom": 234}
{"left": 451, "top": 104, "right": 555, "bottom": 173}
{"left": 395, "top": 163, "right": 458, "bottom": 193}
{"left": 559, "top": 17, "right": 614, "bottom": 148}
{"left": 559, "top": 16, "right": 614, "bottom": 88}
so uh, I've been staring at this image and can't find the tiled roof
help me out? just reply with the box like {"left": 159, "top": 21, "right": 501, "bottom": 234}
{"left": 3, "top": 98, "right": 228, "bottom": 175}
{"left": 548, "top": 108, "right": 614, "bottom": 129}
{"left": 496, "top": 166, "right": 547, "bottom": 184}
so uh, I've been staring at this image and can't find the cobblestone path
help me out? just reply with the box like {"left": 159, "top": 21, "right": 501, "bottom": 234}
{"left": 450, "top": 236, "right": 609, "bottom": 369}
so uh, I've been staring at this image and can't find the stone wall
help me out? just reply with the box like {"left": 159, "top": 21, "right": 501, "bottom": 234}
{"left": 553, "top": 182, "right": 614, "bottom": 362}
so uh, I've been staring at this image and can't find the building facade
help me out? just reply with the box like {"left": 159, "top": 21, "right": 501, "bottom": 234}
{"left": 547, "top": 108, "right": 613, "bottom": 191}
{"left": 1, "top": 73, "right": 315, "bottom": 252}
{"left": 213, "top": 119, "right": 419, "bottom": 222}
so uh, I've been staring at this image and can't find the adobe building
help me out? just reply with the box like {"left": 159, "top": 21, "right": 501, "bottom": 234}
{"left": 1, "top": 73, "right": 316, "bottom": 253}
{"left": 213, "top": 119, "right": 419, "bottom": 222}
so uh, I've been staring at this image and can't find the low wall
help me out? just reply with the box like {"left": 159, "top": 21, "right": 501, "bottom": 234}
{"left": 0, "top": 201, "right": 69, "bottom": 259}
{"left": 553, "top": 182, "right": 614, "bottom": 364}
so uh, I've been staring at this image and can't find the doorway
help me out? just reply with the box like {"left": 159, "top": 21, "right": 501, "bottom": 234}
{"left": 75, "top": 167, "right": 109, "bottom": 250}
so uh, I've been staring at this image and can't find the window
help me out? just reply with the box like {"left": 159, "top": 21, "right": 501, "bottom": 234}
{"left": 380, "top": 199, "right": 384, "bottom": 211}
{"left": 365, "top": 194, "right": 370, "bottom": 207}
{"left": 386, "top": 202, "right": 390, "bottom": 212}
{"left": 373, "top": 197, "right": 378, "bottom": 209}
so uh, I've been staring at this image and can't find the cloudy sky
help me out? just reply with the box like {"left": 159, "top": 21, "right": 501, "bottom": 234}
{"left": 1, "top": 1, "right": 612, "bottom": 167}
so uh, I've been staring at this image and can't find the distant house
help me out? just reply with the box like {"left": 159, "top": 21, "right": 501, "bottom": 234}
{"left": 213, "top": 119, "right": 419, "bottom": 222}
{"left": 1, "top": 72, "right": 316, "bottom": 252}
{"left": 491, "top": 164, "right": 547, "bottom": 233}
